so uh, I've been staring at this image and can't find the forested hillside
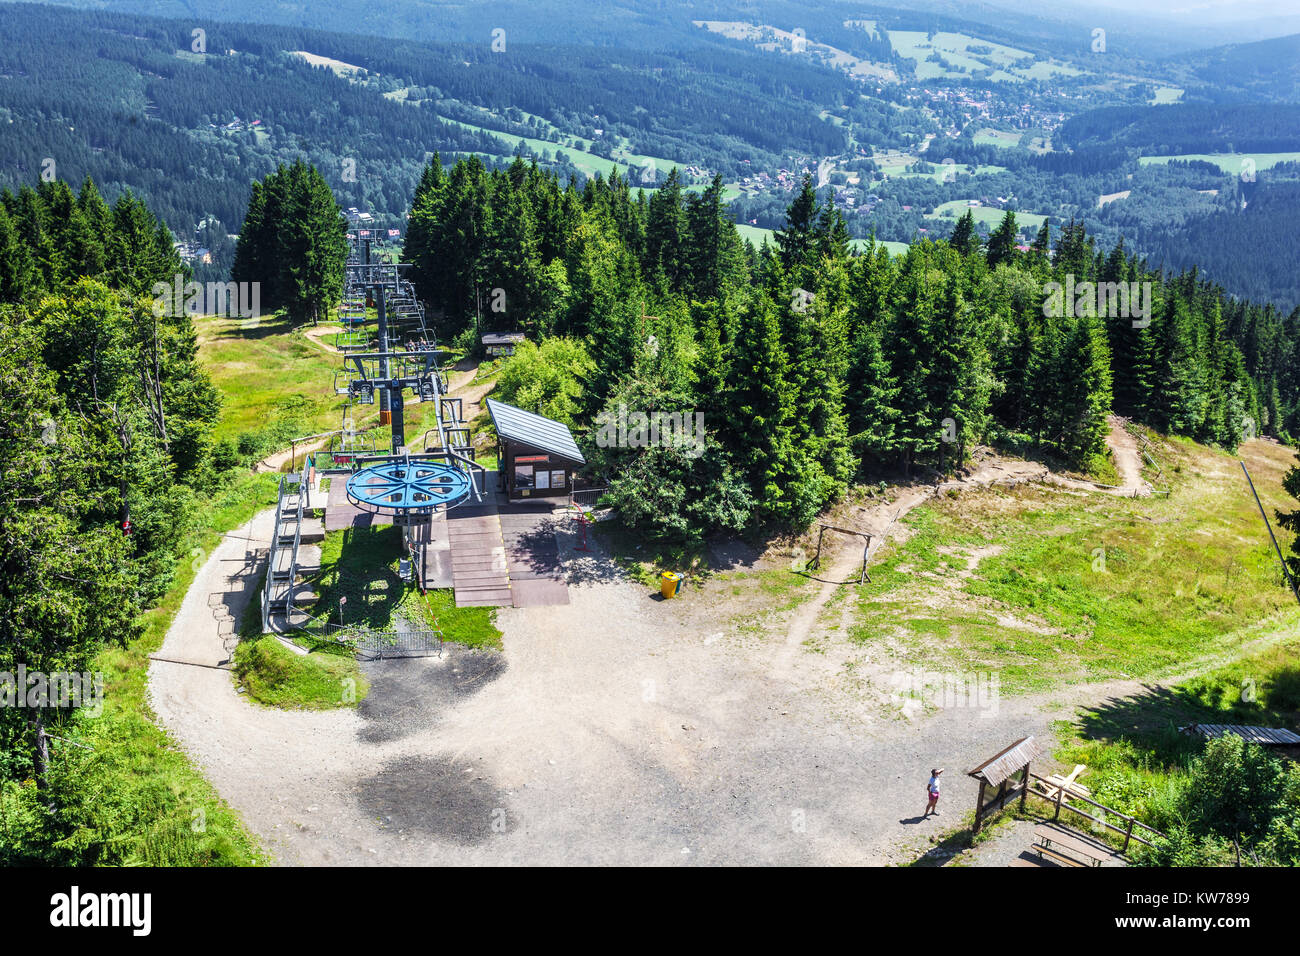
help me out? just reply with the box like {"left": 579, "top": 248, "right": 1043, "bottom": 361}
{"left": 0, "top": 3, "right": 852, "bottom": 257}
{"left": 1145, "top": 179, "right": 1300, "bottom": 310}
{"left": 6, "top": 1, "right": 1300, "bottom": 314}
{"left": 406, "top": 156, "right": 1300, "bottom": 544}
{"left": 0, "top": 180, "right": 275, "bottom": 863}
{"left": 1174, "top": 32, "right": 1300, "bottom": 102}
{"left": 1057, "top": 104, "right": 1300, "bottom": 155}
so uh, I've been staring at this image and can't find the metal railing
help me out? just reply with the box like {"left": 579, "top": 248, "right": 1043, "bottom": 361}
{"left": 569, "top": 486, "right": 609, "bottom": 510}
{"left": 294, "top": 621, "right": 444, "bottom": 659}
{"left": 261, "top": 467, "right": 308, "bottom": 633}
{"left": 352, "top": 628, "right": 444, "bottom": 659}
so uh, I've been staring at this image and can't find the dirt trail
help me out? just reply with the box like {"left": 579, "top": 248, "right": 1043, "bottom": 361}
{"left": 446, "top": 368, "right": 495, "bottom": 418}
{"left": 302, "top": 325, "right": 343, "bottom": 354}
{"left": 772, "top": 455, "right": 1047, "bottom": 681}
{"left": 1046, "top": 416, "right": 1149, "bottom": 498}
{"left": 1105, "top": 416, "right": 1147, "bottom": 492}
{"left": 254, "top": 434, "right": 335, "bottom": 474}
{"left": 772, "top": 487, "right": 930, "bottom": 680}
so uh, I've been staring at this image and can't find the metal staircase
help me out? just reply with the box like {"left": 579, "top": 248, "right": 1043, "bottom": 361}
{"left": 261, "top": 466, "right": 313, "bottom": 633}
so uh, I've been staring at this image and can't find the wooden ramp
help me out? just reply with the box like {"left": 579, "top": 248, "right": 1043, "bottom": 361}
{"left": 1183, "top": 723, "right": 1300, "bottom": 746}
{"left": 499, "top": 508, "right": 569, "bottom": 608}
{"left": 447, "top": 503, "right": 512, "bottom": 607}
{"left": 323, "top": 471, "right": 391, "bottom": 532}
{"left": 408, "top": 512, "right": 453, "bottom": 590}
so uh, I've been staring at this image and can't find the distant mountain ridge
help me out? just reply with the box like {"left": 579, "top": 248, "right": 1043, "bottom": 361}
{"left": 1172, "top": 32, "right": 1300, "bottom": 103}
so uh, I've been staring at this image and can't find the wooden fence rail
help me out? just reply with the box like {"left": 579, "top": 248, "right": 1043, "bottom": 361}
{"left": 1026, "top": 771, "right": 1165, "bottom": 853}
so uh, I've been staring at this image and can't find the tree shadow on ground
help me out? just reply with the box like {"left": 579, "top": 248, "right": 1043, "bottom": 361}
{"left": 309, "top": 524, "right": 407, "bottom": 631}
{"left": 1073, "top": 673, "right": 1300, "bottom": 767}
{"left": 209, "top": 311, "right": 300, "bottom": 341}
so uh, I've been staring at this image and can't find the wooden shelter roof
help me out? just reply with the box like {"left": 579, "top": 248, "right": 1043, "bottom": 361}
{"left": 967, "top": 736, "right": 1041, "bottom": 786}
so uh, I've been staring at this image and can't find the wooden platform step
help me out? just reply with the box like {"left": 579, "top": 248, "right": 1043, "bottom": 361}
{"left": 447, "top": 501, "right": 513, "bottom": 608}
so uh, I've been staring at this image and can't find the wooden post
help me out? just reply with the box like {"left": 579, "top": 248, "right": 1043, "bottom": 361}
{"left": 859, "top": 535, "right": 872, "bottom": 584}
{"left": 1019, "top": 764, "right": 1030, "bottom": 811}
{"left": 31, "top": 717, "right": 49, "bottom": 794}
{"left": 1122, "top": 816, "right": 1135, "bottom": 854}
{"left": 973, "top": 779, "right": 987, "bottom": 834}
{"left": 1053, "top": 780, "right": 1064, "bottom": 821}
{"left": 810, "top": 525, "right": 827, "bottom": 570}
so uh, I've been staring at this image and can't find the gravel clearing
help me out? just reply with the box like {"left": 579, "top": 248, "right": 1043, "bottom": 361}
{"left": 149, "top": 481, "right": 1199, "bottom": 866}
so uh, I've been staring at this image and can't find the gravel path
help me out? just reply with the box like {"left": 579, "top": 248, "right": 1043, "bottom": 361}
{"left": 147, "top": 426, "right": 1293, "bottom": 865}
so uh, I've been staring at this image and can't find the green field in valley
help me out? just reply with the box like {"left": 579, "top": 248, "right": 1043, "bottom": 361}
{"left": 932, "top": 200, "right": 1047, "bottom": 231}
{"left": 1139, "top": 152, "right": 1300, "bottom": 173}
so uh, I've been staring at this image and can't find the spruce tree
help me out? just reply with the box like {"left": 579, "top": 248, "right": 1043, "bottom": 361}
{"left": 231, "top": 180, "right": 270, "bottom": 301}
{"left": 0, "top": 202, "right": 37, "bottom": 304}
{"left": 645, "top": 168, "right": 687, "bottom": 293}
{"left": 1029, "top": 219, "right": 1051, "bottom": 260}
{"left": 725, "top": 295, "right": 799, "bottom": 526}
{"left": 1055, "top": 313, "right": 1113, "bottom": 466}
{"left": 815, "top": 203, "right": 852, "bottom": 265}
{"left": 986, "top": 210, "right": 1019, "bottom": 269}
{"left": 109, "top": 192, "right": 182, "bottom": 297}
{"left": 882, "top": 244, "right": 939, "bottom": 474}
{"left": 775, "top": 175, "right": 819, "bottom": 281}
{"left": 1276, "top": 455, "right": 1300, "bottom": 588}
{"left": 12, "top": 186, "right": 57, "bottom": 294}
{"left": 949, "top": 210, "right": 980, "bottom": 257}
{"left": 926, "top": 273, "right": 990, "bottom": 472}
{"left": 782, "top": 292, "right": 853, "bottom": 505}
{"left": 74, "top": 178, "right": 114, "bottom": 280}
{"left": 685, "top": 175, "right": 746, "bottom": 302}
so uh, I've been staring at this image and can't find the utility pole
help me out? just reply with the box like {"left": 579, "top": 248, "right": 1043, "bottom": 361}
{"left": 1241, "top": 461, "right": 1300, "bottom": 604}
{"left": 377, "top": 282, "right": 390, "bottom": 429}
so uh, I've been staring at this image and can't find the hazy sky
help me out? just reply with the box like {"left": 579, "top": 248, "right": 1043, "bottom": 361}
{"left": 1081, "top": 0, "right": 1298, "bottom": 17}
{"left": 975, "top": 0, "right": 1300, "bottom": 46}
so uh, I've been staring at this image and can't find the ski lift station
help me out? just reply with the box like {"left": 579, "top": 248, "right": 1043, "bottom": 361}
{"left": 487, "top": 397, "right": 586, "bottom": 501}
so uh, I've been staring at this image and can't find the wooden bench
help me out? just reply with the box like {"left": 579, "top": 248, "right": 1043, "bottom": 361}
{"left": 1032, "top": 844, "right": 1086, "bottom": 867}
{"left": 1033, "top": 824, "right": 1109, "bottom": 867}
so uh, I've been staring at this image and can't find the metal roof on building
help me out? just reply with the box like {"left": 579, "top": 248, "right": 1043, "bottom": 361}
{"left": 482, "top": 332, "right": 526, "bottom": 346}
{"left": 486, "top": 397, "right": 586, "bottom": 465}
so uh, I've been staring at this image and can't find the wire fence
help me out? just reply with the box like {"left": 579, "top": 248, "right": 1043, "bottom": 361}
{"left": 294, "top": 621, "right": 444, "bottom": 659}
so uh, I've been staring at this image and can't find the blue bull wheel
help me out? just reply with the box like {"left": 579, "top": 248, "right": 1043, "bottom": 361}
{"left": 345, "top": 460, "right": 473, "bottom": 514}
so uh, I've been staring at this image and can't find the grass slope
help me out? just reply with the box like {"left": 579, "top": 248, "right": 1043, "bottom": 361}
{"left": 845, "top": 434, "right": 1300, "bottom": 694}
{"left": 1053, "top": 627, "right": 1300, "bottom": 840}
{"left": 233, "top": 637, "right": 370, "bottom": 709}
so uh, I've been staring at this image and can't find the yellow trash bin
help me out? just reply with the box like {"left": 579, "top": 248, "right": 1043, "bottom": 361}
{"left": 660, "top": 571, "right": 681, "bottom": 599}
